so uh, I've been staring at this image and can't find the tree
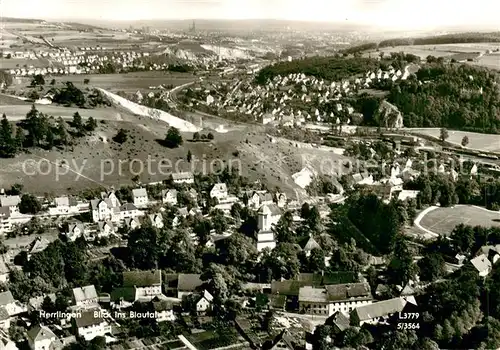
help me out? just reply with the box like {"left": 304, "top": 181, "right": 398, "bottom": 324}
{"left": 187, "top": 150, "right": 192, "bottom": 163}
{"left": 127, "top": 227, "right": 160, "bottom": 269}
{"left": 72, "top": 112, "right": 84, "bottom": 134}
{"left": 85, "top": 117, "right": 97, "bottom": 132}
{"left": 461, "top": 135, "right": 469, "bottom": 147}
{"left": 83, "top": 78, "right": 90, "bottom": 85}
{"left": 418, "top": 252, "right": 446, "bottom": 282}
{"left": 50, "top": 79, "right": 56, "bottom": 85}
{"left": 164, "top": 127, "right": 183, "bottom": 148}
{"left": 30, "top": 74, "right": 45, "bottom": 87}
{"left": 193, "top": 132, "right": 200, "bottom": 141}
{"left": 113, "top": 129, "right": 128, "bottom": 144}
{"left": 207, "top": 132, "right": 214, "bottom": 140}
{"left": 440, "top": 128, "right": 449, "bottom": 142}
{"left": 19, "top": 194, "right": 42, "bottom": 214}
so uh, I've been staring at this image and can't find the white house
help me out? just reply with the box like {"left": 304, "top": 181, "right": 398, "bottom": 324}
{"left": 119, "top": 203, "right": 142, "bottom": 221}
{"left": 97, "top": 221, "right": 115, "bottom": 238}
{"left": 148, "top": 214, "right": 164, "bottom": 229}
{"left": 275, "top": 193, "right": 287, "bottom": 208}
{"left": 49, "top": 196, "right": 79, "bottom": 216}
{"left": 100, "top": 191, "right": 121, "bottom": 208}
{"left": 122, "top": 270, "right": 163, "bottom": 301}
{"left": 196, "top": 290, "right": 213, "bottom": 313}
{"left": 72, "top": 285, "right": 98, "bottom": 309}
{"left": 0, "top": 196, "right": 20, "bottom": 216}
{"left": 152, "top": 299, "right": 176, "bottom": 322}
{"left": 172, "top": 172, "right": 194, "bottom": 184}
{"left": 74, "top": 310, "right": 111, "bottom": 341}
{"left": 0, "top": 331, "right": 17, "bottom": 350}
{"left": 0, "top": 291, "right": 25, "bottom": 316}
{"left": 471, "top": 254, "right": 492, "bottom": 277}
{"left": 161, "top": 189, "right": 177, "bottom": 205}
{"left": 27, "top": 325, "right": 60, "bottom": 350}
{"left": 132, "top": 188, "right": 148, "bottom": 207}
{"left": 298, "top": 283, "right": 373, "bottom": 317}
{"left": 124, "top": 217, "right": 141, "bottom": 230}
{"left": 90, "top": 199, "right": 114, "bottom": 223}
{"left": 65, "top": 220, "right": 85, "bottom": 241}
{"left": 210, "top": 183, "right": 228, "bottom": 201}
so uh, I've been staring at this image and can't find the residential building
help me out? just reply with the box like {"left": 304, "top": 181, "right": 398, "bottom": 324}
{"left": 470, "top": 254, "right": 492, "bottom": 277}
{"left": 73, "top": 310, "right": 111, "bottom": 341}
{"left": 152, "top": 299, "right": 177, "bottom": 322}
{"left": 269, "top": 330, "right": 295, "bottom": 350}
{"left": 302, "top": 235, "right": 321, "bottom": 257}
{"left": 72, "top": 285, "right": 98, "bottom": 309}
{"left": 132, "top": 188, "right": 148, "bottom": 207}
{"left": 298, "top": 282, "right": 372, "bottom": 317}
{"left": 65, "top": 220, "right": 85, "bottom": 241}
{"left": 124, "top": 217, "right": 141, "bottom": 230}
{"left": 275, "top": 192, "right": 287, "bottom": 208}
{"left": 148, "top": 214, "right": 164, "bottom": 229}
{"left": 0, "top": 308, "right": 9, "bottom": 331}
{"left": 119, "top": 203, "right": 142, "bottom": 220}
{"left": 196, "top": 290, "right": 213, "bottom": 313}
{"left": 97, "top": 221, "right": 115, "bottom": 238}
{"left": 161, "top": 189, "right": 177, "bottom": 205}
{"left": 210, "top": 183, "right": 228, "bottom": 201}
{"left": 176, "top": 274, "right": 203, "bottom": 298}
{"left": 172, "top": 172, "right": 194, "bottom": 184}
{"left": 49, "top": 196, "right": 79, "bottom": 215}
{"left": 122, "top": 270, "right": 163, "bottom": 301}
{"left": 27, "top": 325, "right": 60, "bottom": 350}
{"left": 90, "top": 199, "right": 114, "bottom": 223}
{"left": 0, "top": 196, "right": 20, "bottom": 216}
{"left": 0, "top": 331, "right": 17, "bottom": 350}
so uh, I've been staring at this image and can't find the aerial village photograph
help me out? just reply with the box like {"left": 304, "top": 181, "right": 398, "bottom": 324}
{"left": 0, "top": 0, "right": 499, "bottom": 349}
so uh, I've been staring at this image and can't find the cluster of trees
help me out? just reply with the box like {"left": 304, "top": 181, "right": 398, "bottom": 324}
{"left": 386, "top": 64, "right": 500, "bottom": 131}
{"left": 0, "top": 107, "right": 98, "bottom": 158}
{"left": 164, "top": 127, "right": 183, "bottom": 148}
{"left": 407, "top": 173, "right": 500, "bottom": 210}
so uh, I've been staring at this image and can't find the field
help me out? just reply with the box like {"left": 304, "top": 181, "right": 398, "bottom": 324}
{"left": 418, "top": 205, "right": 500, "bottom": 236}
{"left": 0, "top": 58, "right": 52, "bottom": 69}
{"left": 405, "top": 128, "right": 500, "bottom": 153}
{"left": 364, "top": 43, "right": 500, "bottom": 70}
{"left": 3, "top": 71, "right": 199, "bottom": 96}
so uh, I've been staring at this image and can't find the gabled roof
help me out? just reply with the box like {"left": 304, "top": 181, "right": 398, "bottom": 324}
{"left": 75, "top": 309, "right": 105, "bottom": 328}
{"left": 132, "top": 188, "right": 148, "bottom": 198}
{"left": 98, "top": 221, "right": 114, "bottom": 231}
{"left": 123, "top": 270, "right": 161, "bottom": 288}
{"left": 471, "top": 254, "right": 492, "bottom": 273}
{"left": 326, "top": 311, "right": 350, "bottom": 332}
{"left": 258, "top": 203, "right": 281, "bottom": 216}
{"left": 28, "top": 237, "right": 50, "bottom": 254}
{"left": 303, "top": 236, "right": 321, "bottom": 252}
{"left": 27, "top": 325, "right": 56, "bottom": 343}
{"left": 271, "top": 329, "right": 295, "bottom": 350}
{"left": 0, "top": 196, "right": 20, "bottom": 207}
{"left": 352, "top": 297, "right": 406, "bottom": 322}
{"left": 120, "top": 203, "right": 138, "bottom": 211}
{"left": 72, "top": 285, "right": 98, "bottom": 303}
{"left": 177, "top": 274, "right": 203, "bottom": 291}
{"left": 90, "top": 198, "right": 113, "bottom": 210}
{"left": 325, "top": 282, "right": 371, "bottom": 301}
{"left": 211, "top": 183, "right": 227, "bottom": 194}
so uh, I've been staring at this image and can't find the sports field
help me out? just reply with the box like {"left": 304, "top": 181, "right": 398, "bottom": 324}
{"left": 418, "top": 205, "right": 500, "bottom": 236}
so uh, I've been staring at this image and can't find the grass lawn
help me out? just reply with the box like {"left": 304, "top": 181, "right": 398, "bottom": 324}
{"left": 419, "top": 205, "right": 500, "bottom": 236}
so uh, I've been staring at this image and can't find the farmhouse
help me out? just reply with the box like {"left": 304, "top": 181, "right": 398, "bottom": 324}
{"left": 350, "top": 296, "right": 416, "bottom": 326}
{"left": 73, "top": 310, "right": 112, "bottom": 341}
{"left": 122, "top": 270, "right": 163, "bottom": 301}
{"left": 72, "top": 285, "right": 98, "bottom": 310}
{"left": 298, "top": 282, "right": 372, "bottom": 317}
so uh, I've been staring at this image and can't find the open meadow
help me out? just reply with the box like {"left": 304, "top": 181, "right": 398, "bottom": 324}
{"left": 418, "top": 205, "right": 500, "bottom": 236}
{"left": 364, "top": 42, "right": 500, "bottom": 70}
{"left": 405, "top": 128, "right": 500, "bottom": 153}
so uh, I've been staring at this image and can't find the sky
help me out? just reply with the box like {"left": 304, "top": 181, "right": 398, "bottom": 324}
{"left": 1, "top": 0, "right": 499, "bottom": 30}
